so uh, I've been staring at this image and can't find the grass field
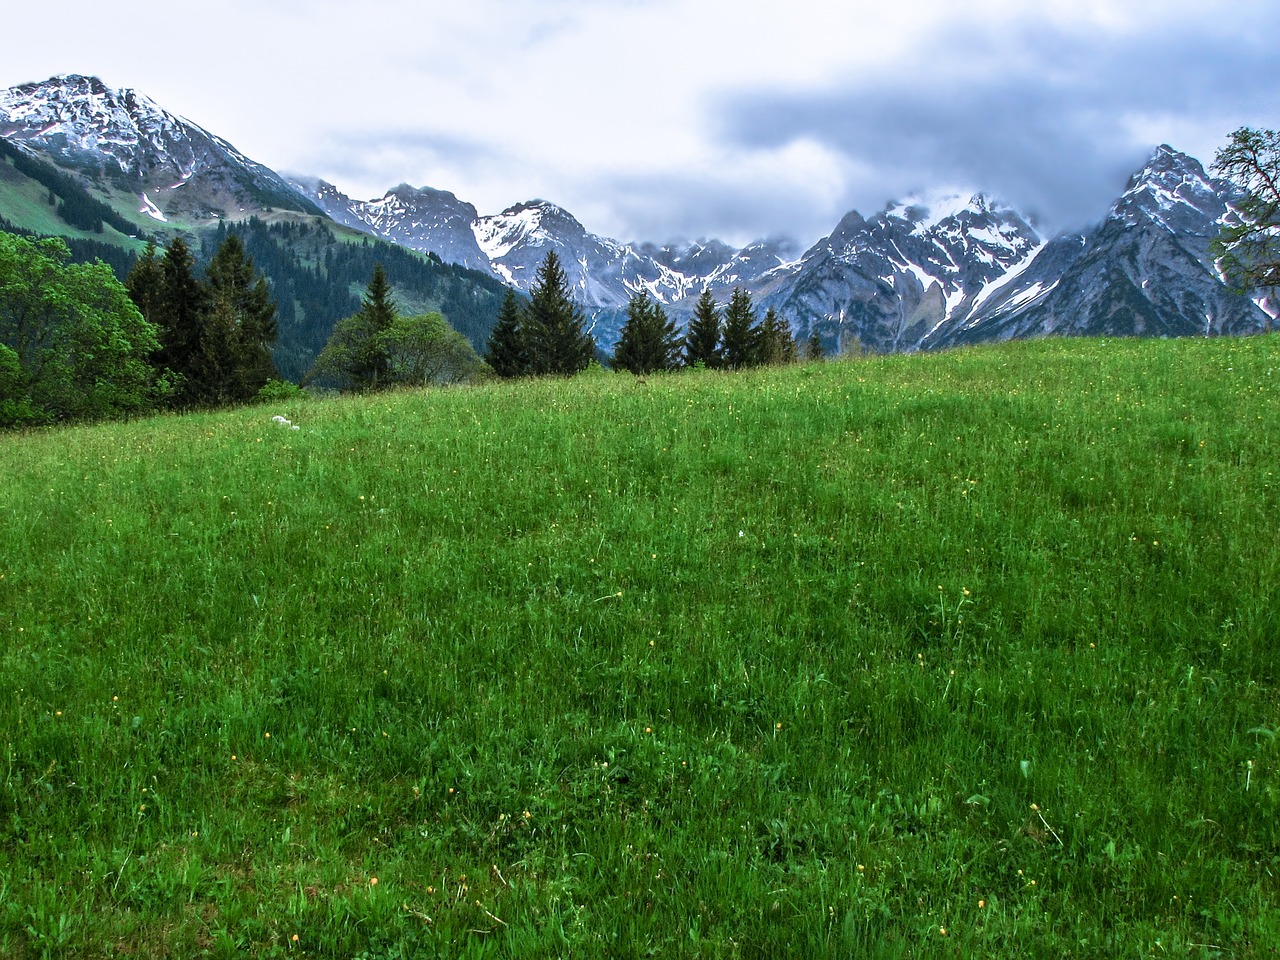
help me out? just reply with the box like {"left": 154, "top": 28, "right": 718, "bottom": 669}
{"left": 1, "top": 336, "right": 1278, "bottom": 958}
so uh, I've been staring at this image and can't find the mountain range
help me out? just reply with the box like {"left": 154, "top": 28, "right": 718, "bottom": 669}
{"left": 1, "top": 74, "right": 1272, "bottom": 356}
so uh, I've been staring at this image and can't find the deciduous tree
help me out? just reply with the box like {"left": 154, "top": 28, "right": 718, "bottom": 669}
{"left": 1213, "top": 127, "right": 1280, "bottom": 319}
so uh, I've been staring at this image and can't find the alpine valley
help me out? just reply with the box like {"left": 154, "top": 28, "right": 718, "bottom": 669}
{"left": 1, "top": 74, "right": 1273, "bottom": 371}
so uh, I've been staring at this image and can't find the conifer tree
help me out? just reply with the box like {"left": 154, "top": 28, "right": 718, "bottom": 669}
{"left": 485, "top": 289, "right": 530, "bottom": 378}
{"left": 803, "top": 330, "right": 824, "bottom": 362}
{"left": 613, "top": 292, "right": 682, "bottom": 375}
{"left": 151, "top": 238, "right": 207, "bottom": 407}
{"left": 524, "top": 251, "right": 595, "bottom": 376}
{"left": 683, "top": 289, "right": 721, "bottom": 368}
{"left": 720, "top": 287, "right": 761, "bottom": 370}
{"left": 206, "top": 233, "right": 279, "bottom": 400}
{"left": 758, "top": 307, "right": 798, "bottom": 366}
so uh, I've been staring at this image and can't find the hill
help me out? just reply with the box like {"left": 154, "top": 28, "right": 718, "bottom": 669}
{"left": 1, "top": 338, "right": 1277, "bottom": 957}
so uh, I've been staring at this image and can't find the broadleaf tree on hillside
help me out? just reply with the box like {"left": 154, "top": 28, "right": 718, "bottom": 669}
{"left": 1, "top": 231, "right": 163, "bottom": 425}
{"left": 613, "top": 292, "right": 682, "bottom": 375}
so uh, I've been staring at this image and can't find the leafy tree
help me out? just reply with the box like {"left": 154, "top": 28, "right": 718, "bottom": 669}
{"left": 306, "top": 264, "right": 398, "bottom": 391}
{"left": 0, "top": 231, "right": 163, "bottom": 425}
{"left": 758, "top": 307, "right": 798, "bottom": 366}
{"left": 613, "top": 292, "right": 682, "bottom": 375}
{"left": 720, "top": 287, "right": 761, "bottom": 370}
{"left": 383, "top": 311, "right": 486, "bottom": 386}
{"left": 683, "top": 289, "right": 722, "bottom": 368}
{"left": 486, "top": 289, "right": 530, "bottom": 378}
{"left": 524, "top": 251, "right": 595, "bottom": 376}
{"left": 1213, "top": 128, "right": 1280, "bottom": 313}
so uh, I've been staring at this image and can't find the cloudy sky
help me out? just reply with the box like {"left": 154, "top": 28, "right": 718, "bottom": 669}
{"left": 3, "top": 0, "right": 1278, "bottom": 246}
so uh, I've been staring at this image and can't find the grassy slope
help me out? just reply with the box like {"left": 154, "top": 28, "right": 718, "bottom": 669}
{"left": 1, "top": 337, "right": 1277, "bottom": 958}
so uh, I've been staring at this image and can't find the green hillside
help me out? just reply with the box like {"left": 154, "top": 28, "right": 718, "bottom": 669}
{"left": 0, "top": 142, "right": 511, "bottom": 381}
{"left": 1, "top": 338, "right": 1277, "bottom": 957}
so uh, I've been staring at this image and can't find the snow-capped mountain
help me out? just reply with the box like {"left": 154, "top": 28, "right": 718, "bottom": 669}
{"left": 0, "top": 74, "right": 317, "bottom": 222}
{"left": 298, "top": 183, "right": 799, "bottom": 322}
{"left": 926, "top": 145, "right": 1271, "bottom": 347}
{"left": 755, "top": 191, "right": 1045, "bottom": 352}
{"left": 295, "top": 178, "right": 492, "bottom": 272}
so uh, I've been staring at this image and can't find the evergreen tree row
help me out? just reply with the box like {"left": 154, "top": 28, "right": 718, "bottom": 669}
{"left": 126, "top": 235, "right": 280, "bottom": 408}
{"left": 618, "top": 286, "right": 814, "bottom": 374}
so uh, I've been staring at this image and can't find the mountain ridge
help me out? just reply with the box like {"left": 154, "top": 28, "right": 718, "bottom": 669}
{"left": 2, "top": 74, "right": 1273, "bottom": 352}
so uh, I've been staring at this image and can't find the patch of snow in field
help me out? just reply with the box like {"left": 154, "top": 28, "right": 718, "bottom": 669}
{"left": 139, "top": 192, "right": 167, "bottom": 222}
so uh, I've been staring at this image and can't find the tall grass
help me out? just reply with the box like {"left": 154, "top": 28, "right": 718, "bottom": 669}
{"left": 1, "top": 336, "right": 1277, "bottom": 957}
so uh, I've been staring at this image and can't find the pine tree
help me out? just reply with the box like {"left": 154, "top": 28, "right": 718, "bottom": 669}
{"left": 683, "top": 289, "right": 721, "bottom": 368}
{"left": 720, "top": 287, "right": 761, "bottom": 370}
{"left": 758, "top": 307, "right": 798, "bottom": 366}
{"left": 485, "top": 289, "right": 530, "bottom": 378}
{"left": 613, "top": 293, "right": 682, "bottom": 375}
{"left": 152, "top": 238, "right": 208, "bottom": 407}
{"left": 524, "top": 251, "right": 595, "bottom": 376}
{"left": 803, "top": 330, "right": 824, "bottom": 362}
{"left": 205, "top": 234, "right": 279, "bottom": 401}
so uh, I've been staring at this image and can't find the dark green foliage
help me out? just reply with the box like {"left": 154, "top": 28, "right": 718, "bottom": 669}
{"left": 523, "top": 250, "right": 595, "bottom": 376}
{"left": 721, "top": 287, "right": 762, "bottom": 370}
{"left": 486, "top": 288, "right": 530, "bottom": 378}
{"left": 1213, "top": 127, "right": 1280, "bottom": 301}
{"left": 307, "top": 263, "right": 398, "bottom": 391}
{"left": 803, "top": 329, "right": 824, "bottom": 361}
{"left": 206, "top": 218, "right": 510, "bottom": 382}
{"left": 205, "top": 233, "right": 279, "bottom": 401}
{"left": 758, "top": 306, "right": 798, "bottom": 366}
{"left": 613, "top": 292, "right": 682, "bottom": 374}
{"left": 683, "top": 288, "right": 722, "bottom": 368}
{"left": 146, "top": 238, "right": 208, "bottom": 407}
{"left": 0, "top": 230, "right": 162, "bottom": 424}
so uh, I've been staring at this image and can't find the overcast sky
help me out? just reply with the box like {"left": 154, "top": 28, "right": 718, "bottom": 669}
{"left": 3, "top": 0, "right": 1278, "bottom": 247}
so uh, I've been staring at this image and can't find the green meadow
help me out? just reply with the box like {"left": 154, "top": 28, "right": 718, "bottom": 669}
{"left": 1, "top": 336, "right": 1277, "bottom": 958}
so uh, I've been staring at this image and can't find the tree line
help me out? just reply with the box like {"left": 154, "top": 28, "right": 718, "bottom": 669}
{"left": 485, "top": 250, "right": 822, "bottom": 378}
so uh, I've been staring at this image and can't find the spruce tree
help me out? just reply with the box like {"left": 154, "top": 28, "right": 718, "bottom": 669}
{"left": 153, "top": 238, "right": 208, "bottom": 407}
{"left": 524, "top": 251, "right": 594, "bottom": 376}
{"left": 485, "top": 289, "right": 530, "bottom": 378}
{"left": 205, "top": 234, "right": 279, "bottom": 401}
{"left": 613, "top": 293, "right": 682, "bottom": 375}
{"left": 759, "top": 307, "right": 798, "bottom": 366}
{"left": 683, "top": 289, "right": 721, "bottom": 368}
{"left": 803, "top": 330, "right": 824, "bottom": 362}
{"left": 720, "top": 287, "right": 761, "bottom": 370}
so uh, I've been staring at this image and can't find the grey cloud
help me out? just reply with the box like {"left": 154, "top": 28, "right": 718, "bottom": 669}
{"left": 721, "top": 21, "right": 1280, "bottom": 232}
